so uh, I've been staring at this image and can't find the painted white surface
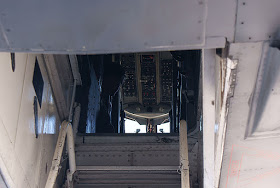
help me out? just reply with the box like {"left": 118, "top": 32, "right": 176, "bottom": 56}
{"left": 0, "top": 53, "right": 60, "bottom": 188}
{"left": 206, "top": 0, "right": 237, "bottom": 42}
{"left": 214, "top": 58, "right": 238, "bottom": 188}
{"left": 202, "top": 49, "right": 216, "bottom": 188}
{"left": 219, "top": 43, "right": 280, "bottom": 188}
{"left": 0, "top": 53, "right": 27, "bottom": 145}
{"left": 235, "top": 0, "right": 280, "bottom": 42}
{"left": 246, "top": 45, "right": 280, "bottom": 138}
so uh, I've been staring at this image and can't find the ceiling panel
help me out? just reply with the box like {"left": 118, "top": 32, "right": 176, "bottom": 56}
{"left": 0, "top": 1, "right": 206, "bottom": 53}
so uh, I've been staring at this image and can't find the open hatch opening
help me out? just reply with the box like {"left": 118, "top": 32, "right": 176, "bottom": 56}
{"left": 75, "top": 50, "right": 201, "bottom": 134}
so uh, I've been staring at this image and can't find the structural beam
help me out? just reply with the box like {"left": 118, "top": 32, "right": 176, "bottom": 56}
{"left": 202, "top": 49, "right": 216, "bottom": 188}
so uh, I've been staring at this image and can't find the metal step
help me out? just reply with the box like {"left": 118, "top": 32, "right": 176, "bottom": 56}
{"left": 73, "top": 134, "right": 197, "bottom": 187}
{"left": 74, "top": 169, "right": 180, "bottom": 188}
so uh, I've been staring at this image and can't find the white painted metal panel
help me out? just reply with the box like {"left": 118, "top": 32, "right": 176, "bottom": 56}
{"left": 14, "top": 55, "right": 60, "bottom": 187}
{"left": 14, "top": 55, "right": 46, "bottom": 187}
{"left": 219, "top": 42, "right": 280, "bottom": 188}
{"left": 214, "top": 58, "right": 238, "bottom": 188}
{"left": 235, "top": 0, "right": 280, "bottom": 42}
{"left": 0, "top": 172, "right": 8, "bottom": 188}
{"left": 0, "top": 53, "right": 62, "bottom": 187}
{"left": 0, "top": 53, "right": 27, "bottom": 144}
{"left": 0, "top": 53, "right": 31, "bottom": 187}
{"left": 206, "top": 0, "right": 237, "bottom": 42}
{"left": 36, "top": 88, "right": 62, "bottom": 187}
{"left": 0, "top": 53, "right": 60, "bottom": 187}
{"left": 246, "top": 44, "right": 280, "bottom": 138}
{"left": 0, "top": 1, "right": 206, "bottom": 53}
{"left": 202, "top": 49, "right": 216, "bottom": 188}
{"left": 0, "top": 111, "right": 30, "bottom": 188}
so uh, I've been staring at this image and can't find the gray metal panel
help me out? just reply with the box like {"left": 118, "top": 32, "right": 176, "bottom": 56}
{"left": 133, "top": 151, "right": 179, "bottom": 166}
{"left": 74, "top": 170, "right": 180, "bottom": 187}
{"left": 77, "top": 134, "right": 179, "bottom": 144}
{"left": 76, "top": 144, "right": 179, "bottom": 152}
{"left": 76, "top": 166, "right": 178, "bottom": 171}
{"left": 75, "top": 184, "right": 181, "bottom": 188}
{"left": 235, "top": 0, "right": 280, "bottom": 42}
{"left": 76, "top": 144, "right": 179, "bottom": 166}
{"left": 76, "top": 151, "right": 131, "bottom": 166}
{"left": 75, "top": 135, "right": 199, "bottom": 187}
{"left": 0, "top": 1, "right": 206, "bottom": 53}
{"left": 0, "top": 22, "right": 9, "bottom": 50}
{"left": 206, "top": 0, "right": 237, "bottom": 42}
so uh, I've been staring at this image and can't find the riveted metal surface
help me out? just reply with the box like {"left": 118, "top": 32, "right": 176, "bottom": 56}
{"left": 0, "top": 1, "right": 206, "bottom": 53}
{"left": 76, "top": 152, "right": 131, "bottom": 166}
{"left": 75, "top": 143, "right": 179, "bottom": 152}
{"left": 75, "top": 135, "right": 199, "bottom": 187}
{"left": 235, "top": 0, "right": 280, "bottom": 42}
{"left": 132, "top": 151, "right": 179, "bottom": 166}
{"left": 206, "top": 0, "right": 237, "bottom": 42}
{"left": 77, "top": 134, "right": 179, "bottom": 144}
{"left": 76, "top": 143, "right": 179, "bottom": 166}
{"left": 75, "top": 185, "right": 180, "bottom": 188}
{"left": 74, "top": 170, "right": 180, "bottom": 187}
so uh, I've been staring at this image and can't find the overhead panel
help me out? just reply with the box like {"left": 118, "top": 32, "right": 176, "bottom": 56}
{"left": 235, "top": 0, "right": 280, "bottom": 42}
{"left": 206, "top": 0, "right": 237, "bottom": 42}
{"left": 0, "top": 1, "right": 206, "bottom": 53}
{"left": 0, "top": 28, "right": 8, "bottom": 50}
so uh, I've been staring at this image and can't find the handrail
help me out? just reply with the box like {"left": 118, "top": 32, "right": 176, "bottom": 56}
{"left": 179, "top": 120, "right": 190, "bottom": 188}
{"left": 45, "top": 121, "right": 76, "bottom": 188}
